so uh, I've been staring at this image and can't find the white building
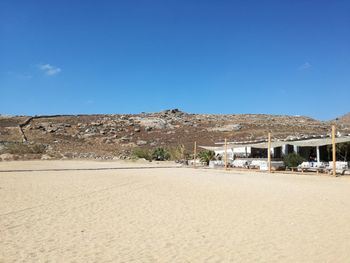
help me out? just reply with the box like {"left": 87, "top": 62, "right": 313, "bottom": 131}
{"left": 201, "top": 136, "right": 350, "bottom": 163}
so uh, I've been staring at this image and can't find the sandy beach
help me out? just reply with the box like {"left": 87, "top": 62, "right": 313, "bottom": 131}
{"left": 1, "top": 160, "right": 350, "bottom": 262}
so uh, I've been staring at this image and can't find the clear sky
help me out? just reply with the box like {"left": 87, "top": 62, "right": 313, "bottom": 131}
{"left": 1, "top": 0, "right": 349, "bottom": 120}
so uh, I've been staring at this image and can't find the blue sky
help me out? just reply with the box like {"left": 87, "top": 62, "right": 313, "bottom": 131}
{"left": 0, "top": 0, "right": 349, "bottom": 120}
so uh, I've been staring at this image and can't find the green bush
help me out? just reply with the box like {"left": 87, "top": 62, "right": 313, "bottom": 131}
{"left": 198, "top": 150, "right": 216, "bottom": 165}
{"left": 132, "top": 148, "right": 151, "bottom": 161}
{"left": 151, "top": 147, "right": 170, "bottom": 161}
{"left": 283, "top": 153, "right": 305, "bottom": 168}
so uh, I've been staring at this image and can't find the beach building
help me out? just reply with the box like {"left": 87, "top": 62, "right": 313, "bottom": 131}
{"left": 200, "top": 134, "right": 350, "bottom": 174}
{"left": 204, "top": 136, "right": 350, "bottom": 162}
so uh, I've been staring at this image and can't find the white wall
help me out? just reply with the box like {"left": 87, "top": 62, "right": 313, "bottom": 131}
{"left": 215, "top": 147, "right": 251, "bottom": 158}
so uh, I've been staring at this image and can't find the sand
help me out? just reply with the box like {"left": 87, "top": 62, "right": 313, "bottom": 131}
{"left": 1, "top": 160, "right": 350, "bottom": 262}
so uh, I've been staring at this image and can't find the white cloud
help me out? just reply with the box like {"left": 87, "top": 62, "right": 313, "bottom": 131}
{"left": 85, "top": 99, "right": 94, "bottom": 105}
{"left": 38, "top": 64, "right": 61, "bottom": 76}
{"left": 298, "top": 62, "right": 312, "bottom": 70}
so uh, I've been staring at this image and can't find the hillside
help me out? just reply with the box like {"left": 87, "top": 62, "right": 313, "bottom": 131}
{"left": 336, "top": 112, "right": 350, "bottom": 125}
{"left": 1, "top": 109, "right": 349, "bottom": 160}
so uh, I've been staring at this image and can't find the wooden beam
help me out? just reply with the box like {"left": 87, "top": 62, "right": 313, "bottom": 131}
{"left": 224, "top": 138, "right": 228, "bottom": 170}
{"left": 268, "top": 132, "right": 271, "bottom": 173}
{"left": 332, "top": 125, "right": 336, "bottom": 176}
{"left": 193, "top": 141, "right": 197, "bottom": 168}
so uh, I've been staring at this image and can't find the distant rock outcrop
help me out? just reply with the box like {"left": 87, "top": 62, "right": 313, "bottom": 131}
{"left": 336, "top": 112, "right": 350, "bottom": 125}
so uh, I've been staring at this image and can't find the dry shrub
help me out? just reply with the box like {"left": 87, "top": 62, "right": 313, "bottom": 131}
{"left": 1, "top": 143, "right": 46, "bottom": 155}
{"left": 132, "top": 148, "right": 152, "bottom": 161}
{"left": 168, "top": 144, "right": 187, "bottom": 161}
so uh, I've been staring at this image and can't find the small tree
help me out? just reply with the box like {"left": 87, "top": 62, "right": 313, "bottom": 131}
{"left": 198, "top": 150, "right": 216, "bottom": 165}
{"left": 283, "top": 153, "right": 305, "bottom": 168}
{"left": 337, "top": 142, "right": 350, "bottom": 161}
{"left": 152, "top": 147, "right": 170, "bottom": 161}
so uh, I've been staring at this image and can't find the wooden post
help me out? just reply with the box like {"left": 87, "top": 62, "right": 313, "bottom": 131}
{"left": 224, "top": 138, "right": 228, "bottom": 170}
{"left": 193, "top": 141, "right": 197, "bottom": 168}
{"left": 332, "top": 126, "right": 336, "bottom": 176}
{"left": 268, "top": 132, "right": 271, "bottom": 173}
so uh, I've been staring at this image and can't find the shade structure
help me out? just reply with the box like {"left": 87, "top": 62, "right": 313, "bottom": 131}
{"left": 286, "top": 137, "right": 350, "bottom": 147}
{"left": 198, "top": 146, "right": 222, "bottom": 151}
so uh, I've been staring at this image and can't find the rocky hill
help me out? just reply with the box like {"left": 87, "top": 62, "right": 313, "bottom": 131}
{"left": 1, "top": 109, "right": 349, "bottom": 160}
{"left": 336, "top": 112, "right": 350, "bottom": 125}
